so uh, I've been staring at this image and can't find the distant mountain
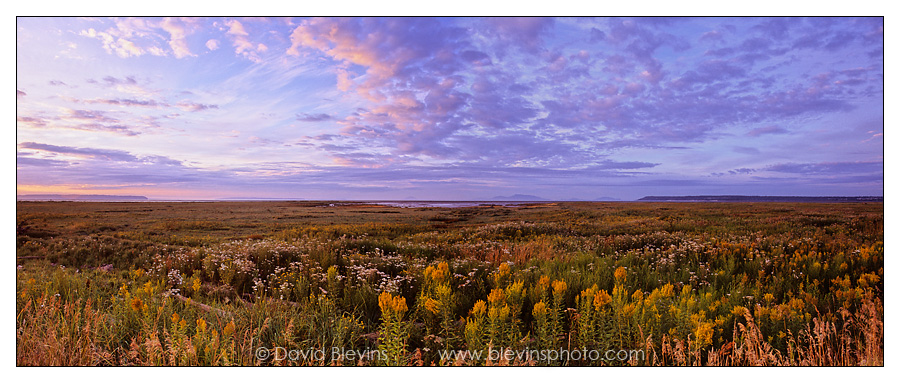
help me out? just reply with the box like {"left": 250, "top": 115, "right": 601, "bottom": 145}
{"left": 593, "top": 196, "right": 622, "bottom": 201}
{"left": 490, "top": 194, "right": 549, "bottom": 201}
{"left": 638, "top": 195, "right": 883, "bottom": 203}
{"left": 17, "top": 194, "right": 148, "bottom": 201}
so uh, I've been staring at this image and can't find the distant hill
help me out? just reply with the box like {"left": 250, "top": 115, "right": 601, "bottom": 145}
{"left": 594, "top": 196, "right": 622, "bottom": 201}
{"left": 490, "top": 194, "right": 549, "bottom": 201}
{"left": 17, "top": 194, "right": 149, "bottom": 201}
{"left": 638, "top": 195, "right": 883, "bottom": 203}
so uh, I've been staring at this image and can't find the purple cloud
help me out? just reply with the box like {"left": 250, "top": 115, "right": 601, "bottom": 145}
{"left": 86, "top": 98, "right": 161, "bottom": 107}
{"left": 67, "top": 109, "right": 119, "bottom": 123}
{"left": 176, "top": 101, "right": 219, "bottom": 112}
{"left": 102, "top": 75, "right": 137, "bottom": 86}
{"left": 747, "top": 125, "right": 789, "bottom": 137}
{"left": 483, "top": 17, "right": 554, "bottom": 54}
{"left": 17, "top": 116, "right": 47, "bottom": 127}
{"left": 296, "top": 113, "right": 332, "bottom": 122}
{"left": 766, "top": 161, "right": 882, "bottom": 175}
{"left": 18, "top": 142, "right": 139, "bottom": 162}
{"left": 282, "top": 17, "right": 882, "bottom": 185}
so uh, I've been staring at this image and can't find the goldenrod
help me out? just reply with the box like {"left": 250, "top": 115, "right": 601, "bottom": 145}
{"left": 552, "top": 280, "right": 567, "bottom": 296}
{"left": 532, "top": 300, "right": 547, "bottom": 317}
{"left": 130, "top": 296, "right": 144, "bottom": 312}
{"left": 424, "top": 298, "right": 440, "bottom": 315}
{"left": 471, "top": 300, "right": 487, "bottom": 317}
{"left": 223, "top": 321, "right": 235, "bottom": 337}
{"left": 487, "top": 289, "right": 505, "bottom": 307}
{"left": 614, "top": 266, "right": 627, "bottom": 284}
{"left": 593, "top": 290, "right": 612, "bottom": 310}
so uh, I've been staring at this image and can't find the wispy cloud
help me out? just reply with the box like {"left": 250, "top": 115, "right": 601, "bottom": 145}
{"left": 18, "top": 141, "right": 140, "bottom": 162}
{"left": 84, "top": 98, "right": 162, "bottom": 107}
{"left": 765, "top": 161, "right": 882, "bottom": 175}
{"left": 176, "top": 101, "right": 219, "bottom": 112}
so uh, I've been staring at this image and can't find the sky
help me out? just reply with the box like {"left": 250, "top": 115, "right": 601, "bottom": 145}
{"left": 16, "top": 17, "right": 884, "bottom": 201}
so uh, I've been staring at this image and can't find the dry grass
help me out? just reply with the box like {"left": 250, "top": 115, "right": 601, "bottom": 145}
{"left": 642, "top": 298, "right": 883, "bottom": 366}
{"left": 16, "top": 296, "right": 104, "bottom": 366}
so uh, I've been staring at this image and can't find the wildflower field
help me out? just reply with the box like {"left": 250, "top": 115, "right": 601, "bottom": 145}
{"left": 15, "top": 201, "right": 883, "bottom": 366}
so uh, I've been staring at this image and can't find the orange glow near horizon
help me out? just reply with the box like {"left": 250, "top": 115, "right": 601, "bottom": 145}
{"left": 16, "top": 184, "right": 216, "bottom": 200}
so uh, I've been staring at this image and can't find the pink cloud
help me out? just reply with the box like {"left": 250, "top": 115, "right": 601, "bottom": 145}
{"left": 79, "top": 18, "right": 159, "bottom": 58}
{"left": 225, "top": 19, "right": 266, "bottom": 63}
{"left": 161, "top": 17, "right": 195, "bottom": 59}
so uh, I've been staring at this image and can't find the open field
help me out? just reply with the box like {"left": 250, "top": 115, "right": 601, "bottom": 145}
{"left": 16, "top": 201, "right": 883, "bottom": 366}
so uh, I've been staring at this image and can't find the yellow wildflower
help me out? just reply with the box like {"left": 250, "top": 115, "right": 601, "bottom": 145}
{"left": 593, "top": 290, "right": 612, "bottom": 310}
{"left": 538, "top": 275, "right": 551, "bottom": 291}
{"left": 694, "top": 322, "right": 715, "bottom": 347}
{"left": 471, "top": 300, "right": 487, "bottom": 317}
{"left": 532, "top": 300, "right": 547, "bottom": 317}
{"left": 497, "top": 262, "right": 510, "bottom": 277}
{"left": 488, "top": 304, "right": 509, "bottom": 320}
{"left": 130, "top": 296, "right": 144, "bottom": 312}
{"left": 631, "top": 290, "right": 644, "bottom": 302}
{"left": 424, "top": 298, "right": 441, "bottom": 315}
{"left": 506, "top": 280, "right": 525, "bottom": 301}
{"left": 487, "top": 288, "right": 505, "bottom": 306}
{"left": 223, "top": 321, "right": 235, "bottom": 337}
{"left": 378, "top": 291, "right": 408, "bottom": 319}
{"left": 580, "top": 284, "right": 599, "bottom": 300}
{"left": 658, "top": 283, "right": 674, "bottom": 298}
{"left": 552, "top": 280, "right": 567, "bottom": 296}
{"left": 614, "top": 267, "right": 627, "bottom": 284}
{"left": 434, "top": 262, "right": 449, "bottom": 283}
